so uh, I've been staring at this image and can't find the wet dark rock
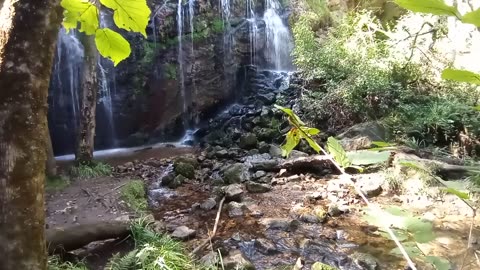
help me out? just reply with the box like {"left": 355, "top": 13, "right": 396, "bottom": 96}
{"left": 160, "top": 170, "right": 176, "bottom": 186}
{"left": 224, "top": 184, "right": 245, "bottom": 202}
{"left": 239, "top": 133, "right": 258, "bottom": 149}
{"left": 247, "top": 149, "right": 260, "bottom": 156}
{"left": 223, "top": 250, "right": 255, "bottom": 270}
{"left": 223, "top": 163, "right": 251, "bottom": 184}
{"left": 171, "top": 226, "right": 196, "bottom": 240}
{"left": 259, "top": 218, "right": 300, "bottom": 231}
{"left": 168, "top": 175, "right": 187, "bottom": 189}
{"left": 244, "top": 154, "right": 279, "bottom": 171}
{"left": 245, "top": 181, "right": 272, "bottom": 193}
{"left": 351, "top": 252, "right": 379, "bottom": 270}
{"left": 228, "top": 201, "right": 245, "bottom": 217}
{"left": 215, "top": 149, "right": 230, "bottom": 158}
{"left": 174, "top": 162, "right": 195, "bottom": 179}
{"left": 200, "top": 198, "right": 217, "bottom": 210}
{"left": 269, "top": 144, "right": 283, "bottom": 158}
{"left": 258, "top": 141, "right": 271, "bottom": 153}
{"left": 254, "top": 238, "right": 278, "bottom": 255}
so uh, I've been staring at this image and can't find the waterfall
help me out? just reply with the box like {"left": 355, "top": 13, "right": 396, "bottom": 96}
{"left": 246, "top": 0, "right": 258, "bottom": 65}
{"left": 48, "top": 29, "right": 84, "bottom": 155}
{"left": 97, "top": 59, "right": 117, "bottom": 147}
{"left": 263, "top": 0, "right": 293, "bottom": 70}
{"left": 177, "top": 0, "right": 187, "bottom": 124}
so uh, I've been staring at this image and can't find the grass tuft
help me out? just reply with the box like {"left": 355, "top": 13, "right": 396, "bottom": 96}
{"left": 48, "top": 256, "right": 87, "bottom": 270}
{"left": 70, "top": 161, "right": 112, "bottom": 178}
{"left": 120, "top": 180, "right": 148, "bottom": 212}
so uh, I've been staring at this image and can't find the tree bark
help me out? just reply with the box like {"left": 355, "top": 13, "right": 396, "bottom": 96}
{"left": 0, "top": 0, "right": 62, "bottom": 269}
{"left": 46, "top": 129, "right": 57, "bottom": 177}
{"left": 75, "top": 34, "right": 98, "bottom": 164}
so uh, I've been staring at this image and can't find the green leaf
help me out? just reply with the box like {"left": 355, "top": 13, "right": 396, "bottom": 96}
{"left": 441, "top": 68, "right": 480, "bottom": 85}
{"left": 371, "top": 141, "right": 392, "bottom": 147}
{"left": 281, "top": 128, "right": 301, "bottom": 157}
{"left": 390, "top": 242, "right": 422, "bottom": 258}
{"left": 61, "top": 0, "right": 99, "bottom": 35}
{"left": 404, "top": 217, "right": 435, "bottom": 243}
{"left": 442, "top": 187, "right": 470, "bottom": 200}
{"left": 425, "top": 256, "right": 451, "bottom": 270}
{"left": 462, "top": 8, "right": 480, "bottom": 27}
{"left": 327, "top": 137, "right": 351, "bottom": 168}
{"left": 346, "top": 150, "right": 391, "bottom": 165}
{"left": 100, "top": 0, "right": 151, "bottom": 37}
{"left": 384, "top": 206, "right": 412, "bottom": 217}
{"left": 394, "top": 0, "right": 460, "bottom": 17}
{"left": 378, "top": 229, "right": 410, "bottom": 242}
{"left": 95, "top": 28, "right": 131, "bottom": 66}
{"left": 274, "top": 104, "right": 305, "bottom": 126}
{"left": 301, "top": 127, "right": 320, "bottom": 135}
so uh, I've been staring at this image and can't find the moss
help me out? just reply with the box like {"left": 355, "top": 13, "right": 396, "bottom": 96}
{"left": 174, "top": 162, "right": 195, "bottom": 179}
{"left": 312, "top": 262, "right": 338, "bottom": 270}
{"left": 45, "top": 175, "right": 70, "bottom": 192}
{"left": 120, "top": 180, "right": 148, "bottom": 212}
{"left": 164, "top": 63, "right": 177, "bottom": 80}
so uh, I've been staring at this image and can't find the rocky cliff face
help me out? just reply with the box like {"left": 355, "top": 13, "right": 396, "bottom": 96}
{"left": 49, "top": 0, "right": 276, "bottom": 154}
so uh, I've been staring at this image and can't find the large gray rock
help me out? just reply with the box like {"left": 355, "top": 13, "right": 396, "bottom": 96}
{"left": 243, "top": 154, "right": 279, "bottom": 171}
{"left": 223, "top": 163, "right": 250, "bottom": 184}
{"left": 224, "top": 184, "right": 245, "bottom": 202}
{"left": 337, "top": 121, "right": 389, "bottom": 151}
{"left": 227, "top": 202, "right": 245, "bottom": 217}
{"left": 259, "top": 218, "right": 300, "bottom": 231}
{"left": 200, "top": 198, "right": 217, "bottom": 210}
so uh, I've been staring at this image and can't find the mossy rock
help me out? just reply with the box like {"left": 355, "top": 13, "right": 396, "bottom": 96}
{"left": 239, "top": 133, "right": 258, "bottom": 149}
{"left": 174, "top": 155, "right": 199, "bottom": 168}
{"left": 174, "top": 162, "right": 195, "bottom": 179}
{"left": 168, "top": 175, "right": 187, "bottom": 189}
{"left": 312, "top": 262, "right": 338, "bottom": 270}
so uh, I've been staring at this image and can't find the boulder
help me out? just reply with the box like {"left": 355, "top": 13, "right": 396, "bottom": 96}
{"left": 239, "top": 133, "right": 258, "bottom": 149}
{"left": 174, "top": 162, "right": 195, "bottom": 179}
{"left": 227, "top": 202, "right": 245, "bottom": 217}
{"left": 223, "top": 163, "right": 250, "bottom": 184}
{"left": 245, "top": 181, "right": 272, "bottom": 193}
{"left": 168, "top": 175, "right": 187, "bottom": 189}
{"left": 200, "top": 198, "right": 217, "bottom": 210}
{"left": 224, "top": 184, "right": 245, "bottom": 202}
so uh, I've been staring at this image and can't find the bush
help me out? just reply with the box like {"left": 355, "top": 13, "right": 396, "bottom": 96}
{"left": 291, "top": 9, "right": 480, "bottom": 152}
{"left": 120, "top": 180, "right": 148, "bottom": 212}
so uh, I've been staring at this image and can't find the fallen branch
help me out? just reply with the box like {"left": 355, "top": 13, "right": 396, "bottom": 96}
{"left": 190, "top": 196, "right": 226, "bottom": 256}
{"left": 46, "top": 221, "right": 130, "bottom": 255}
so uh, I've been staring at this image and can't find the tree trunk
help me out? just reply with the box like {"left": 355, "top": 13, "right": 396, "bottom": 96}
{"left": 46, "top": 129, "right": 57, "bottom": 177}
{"left": 0, "top": 0, "right": 62, "bottom": 269}
{"left": 75, "top": 35, "right": 98, "bottom": 164}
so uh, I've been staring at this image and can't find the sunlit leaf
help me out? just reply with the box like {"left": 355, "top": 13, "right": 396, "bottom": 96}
{"left": 404, "top": 217, "right": 435, "bottom": 243}
{"left": 442, "top": 187, "right": 470, "bottom": 200}
{"left": 425, "top": 256, "right": 451, "bottom": 270}
{"left": 327, "top": 137, "right": 351, "bottom": 168}
{"left": 462, "top": 8, "right": 480, "bottom": 27}
{"left": 61, "top": 0, "right": 99, "bottom": 35}
{"left": 282, "top": 128, "right": 301, "bottom": 157}
{"left": 346, "top": 150, "right": 391, "bottom": 165}
{"left": 394, "top": 0, "right": 460, "bottom": 17}
{"left": 274, "top": 104, "right": 305, "bottom": 126}
{"left": 371, "top": 141, "right": 392, "bottom": 147}
{"left": 95, "top": 28, "right": 131, "bottom": 66}
{"left": 301, "top": 127, "right": 320, "bottom": 135}
{"left": 100, "top": 0, "right": 151, "bottom": 37}
{"left": 441, "top": 68, "right": 480, "bottom": 85}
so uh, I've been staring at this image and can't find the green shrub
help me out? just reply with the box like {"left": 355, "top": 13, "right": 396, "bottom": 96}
{"left": 120, "top": 180, "right": 148, "bottom": 212}
{"left": 46, "top": 175, "right": 71, "bottom": 192}
{"left": 70, "top": 161, "right": 112, "bottom": 178}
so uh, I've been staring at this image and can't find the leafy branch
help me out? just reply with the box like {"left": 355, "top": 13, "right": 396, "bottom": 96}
{"left": 61, "top": 0, "right": 151, "bottom": 66}
{"left": 275, "top": 104, "right": 419, "bottom": 270}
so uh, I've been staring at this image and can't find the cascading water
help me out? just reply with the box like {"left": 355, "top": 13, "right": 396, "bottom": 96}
{"left": 263, "top": 0, "right": 293, "bottom": 70}
{"left": 48, "top": 29, "right": 84, "bottom": 155}
{"left": 246, "top": 0, "right": 258, "bottom": 65}
{"left": 177, "top": 0, "right": 187, "bottom": 123}
{"left": 97, "top": 58, "right": 117, "bottom": 147}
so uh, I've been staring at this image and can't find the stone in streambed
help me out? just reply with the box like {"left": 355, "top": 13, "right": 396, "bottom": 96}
{"left": 227, "top": 202, "right": 245, "bottom": 217}
{"left": 224, "top": 184, "right": 245, "bottom": 202}
{"left": 246, "top": 181, "right": 272, "bottom": 193}
{"left": 174, "top": 162, "right": 195, "bottom": 179}
{"left": 171, "top": 226, "right": 196, "bottom": 240}
{"left": 239, "top": 133, "right": 258, "bottom": 149}
{"left": 200, "top": 198, "right": 217, "bottom": 210}
{"left": 168, "top": 175, "right": 187, "bottom": 189}
{"left": 223, "top": 250, "right": 255, "bottom": 270}
{"left": 223, "top": 163, "right": 250, "bottom": 184}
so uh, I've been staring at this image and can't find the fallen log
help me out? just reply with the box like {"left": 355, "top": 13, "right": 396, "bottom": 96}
{"left": 279, "top": 155, "right": 340, "bottom": 175}
{"left": 46, "top": 221, "right": 130, "bottom": 254}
